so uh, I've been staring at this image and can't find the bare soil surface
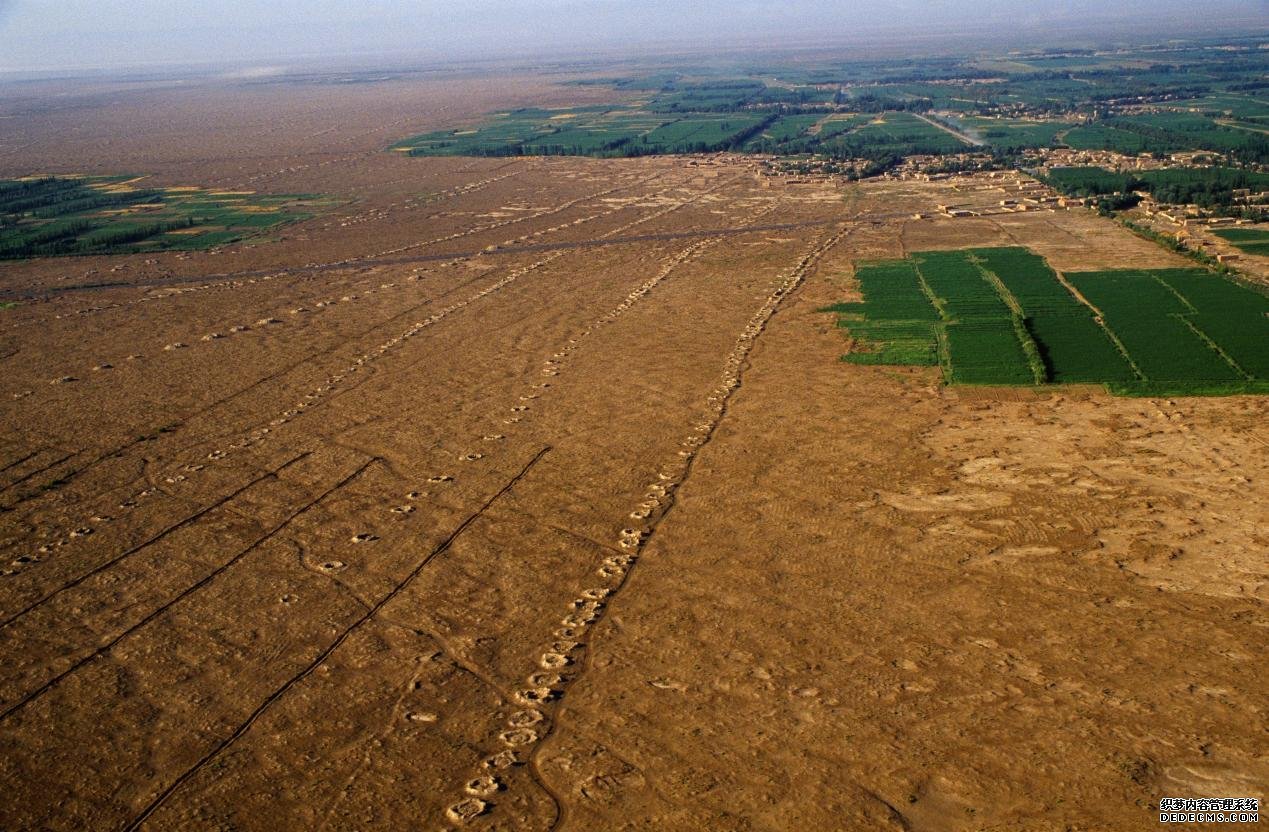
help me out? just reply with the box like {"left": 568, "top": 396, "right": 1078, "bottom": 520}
{"left": 0, "top": 74, "right": 1264, "bottom": 831}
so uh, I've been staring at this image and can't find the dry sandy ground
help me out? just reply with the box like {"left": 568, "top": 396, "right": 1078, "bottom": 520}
{"left": 0, "top": 74, "right": 1265, "bottom": 831}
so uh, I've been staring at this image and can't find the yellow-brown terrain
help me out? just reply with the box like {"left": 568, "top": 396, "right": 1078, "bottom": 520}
{"left": 0, "top": 73, "right": 1264, "bottom": 831}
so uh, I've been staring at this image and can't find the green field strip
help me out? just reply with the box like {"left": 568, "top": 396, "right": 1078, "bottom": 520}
{"left": 1212, "top": 227, "right": 1269, "bottom": 256}
{"left": 838, "top": 318, "right": 942, "bottom": 365}
{"left": 1067, "top": 271, "right": 1245, "bottom": 383}
{"left": 942, "top": 320, "right": 1038, "bottom": 385}
{"left": 815, "top": 114, "right": 874, "bottom": 139}
{"left": 833, "top": 112, "right": 972, "bottom": 155}
{"left": 1144, "top": 270, "right": 1252, "bottom": 379}
{"left": 1212, "top": 228, "right": 1269, "bottom": 243}
{"left": 969, "top": 255, "right": 1047, "bottom": 383}
{"left": 913, "top": 250, "right": 1016, "bottom": 319}
{"left": 852, "top": 260, "right": 942, "bottom": 321}
{"left": 394, "top": 107, "right": 775, "bottom": 157}
{"left": 1150, "top": 268, "right": 1269, "bottom": 378}
{"left": 640, "top": 114, "right": 769, "bottom": 152}
{"left": 1176, "top": 317, "right": 1253, "bottom": 380}
{"left": 1061, "top": 111, "right": 1269, "bottom": 157}
{"left": 832, "top": 259, "right": 942, "bottom": 367}
{"left": 1106, "top": 380, "right": 1269, "bottom": 397}
{"left": 741, "top": 114, "right": 822, "bottom": 150}
{"left": 1062, "top": 124, "right": 1156, "bottom": 153}
{"left": 957, "top": 117, "right": 1072, "bottom": 151}
{"left": 912, "top": 249, "right": 1038, "bottom": 384}
{"left": 969, "top": 247, "right": 1139, "bottom": 383}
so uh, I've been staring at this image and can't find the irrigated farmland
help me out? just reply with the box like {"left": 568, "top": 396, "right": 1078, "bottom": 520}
{"left": 1213, "top": 226, "right": 1269, "bottom": 256}
{"left": 832, "top": 246, "right": 1269, "bottom": 395}
{"left": 0, "top": 177, "right": 329, "bottom": 259}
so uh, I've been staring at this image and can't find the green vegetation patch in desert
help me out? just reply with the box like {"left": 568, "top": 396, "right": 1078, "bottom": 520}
{"left": 0, "top": 176, "right": 333, "bottom": 260}
{"left": 829, "top": 246, "right": 1269, "bottom": 396}
{"left": 1212, "top": 226, "right": 1269, "bottom": 256}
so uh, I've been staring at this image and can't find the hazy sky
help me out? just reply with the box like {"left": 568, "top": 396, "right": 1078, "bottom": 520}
{"left": 0, "top": 0, "right": 1266, "bottom": 73}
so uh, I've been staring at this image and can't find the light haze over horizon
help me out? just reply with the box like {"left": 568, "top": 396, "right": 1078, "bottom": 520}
{"left": 1, "top": 0, "right": 1267, "bottom": 74}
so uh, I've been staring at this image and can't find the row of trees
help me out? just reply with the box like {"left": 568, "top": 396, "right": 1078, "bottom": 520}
{"left": 0, "top": 217, "right": 195, "bottom": 260}
{"left": 423, "top": 114, "right": 781, "bottom": 159}
{"left": 1046, "top": 167, "right": 1267, "bottom": 209}
{"left": 1, "top": 179, "right": 163, "bottom": 221}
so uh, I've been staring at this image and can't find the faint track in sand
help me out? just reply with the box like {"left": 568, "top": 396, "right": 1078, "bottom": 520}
{"left": 120, "top": 445, "right": 551, "bottom": 832}
{"left": 1, "top": 211, "right": 909, "bottom": 304}
{"left": 0, "top": 453, "right": 377, "bottom": 722}
{"left": 0, "top": 449, "right": 77, "bottom": 499}
{"left": 0, "top": 175, "right": 719, "bottom": 566}
{"left": 0, "top": 449, "right": 43, "bottom": 478}
{"left": 0, "top": 453, "right": 312, "bottom": 631}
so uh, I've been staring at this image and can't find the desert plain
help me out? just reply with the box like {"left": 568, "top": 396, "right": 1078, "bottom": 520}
{"left": 0, "top": 71, "right": 1264, "bottom": 831}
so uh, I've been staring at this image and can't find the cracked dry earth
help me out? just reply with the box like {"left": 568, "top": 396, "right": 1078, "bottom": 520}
{"left": 0, "top": 78, "right": 1266, "bottom": 832}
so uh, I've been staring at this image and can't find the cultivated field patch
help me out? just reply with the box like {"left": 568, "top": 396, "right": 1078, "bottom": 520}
{"left": 0, "top": 176, "right": 331, "bottom": 259}
{"left": 391, "top": 107, "right": 771, "bottom": 157}
{"left": 952, "top": 116, "right": 1073, "bottom": 150}
{"left": 392, "top": 43, "right": 1269, "bottom": 163}
{"left": 1213, "top": 226, "right": 1269, "bottom": 256}
{"left": 1063, "top": 111, "right": 1269, "bottom": 161}
{"left": 393, "top": 105, "right": 972, "bottom": 159}
{"left": 826, "top": 259, "right": 941, "bottom": 366}
{"left": 831, "top": 245, "right": 1269, "bottom": 395}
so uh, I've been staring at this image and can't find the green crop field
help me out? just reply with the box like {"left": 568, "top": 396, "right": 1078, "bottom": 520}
{"left": 393, "top": 106, "right": 965, "bottom": 159}
{"left": 646, "top": 80, "right": 768, "bottom": 112}
{"left": 829, "top": 246, "right": 1269, "bottom": 395}
{"left": 740, "top": 114, "right": 824, "bottom": 152}
{"left": 942, "top": 320, "right": 1038, "bottom": 385}
{"left": 395, "top": 104, "right": 979, "bottom": 160}
{"left": 1165, "top": 93, "right": 1269, "bottom": 121}
{"left": 1067, "top": 270, "right": 1247, "bottom": 389}
{"left": 1063, "top": 112, "right": 1269, "bottom": 162}
{"left": 0, "top": 176, "right": 329, "bottom": 260}
{"left": 912, "top": 250, "right": 1041, "bottom": 385}
{"left": 396, "top": 39, "right": 1269, "bottom": 163}
{"left": 953, "top": 116, "right": 1073, "bottom": 151}
{"left": 828, "top": 112, "right": 971, "bottom": 156}
{"left": 392, "top": 107, "right": 774, "bottom": 157}
{"left": 1213, "top": 227, "right": 1269, "bottom": 257}
{"left": 1063, "top": 124, "right": 1161, "bottom": 154}
{"left": 1150, "top": 268, "right": 1269, "bottom": 378}
{"left": 970, "top": 247, "right": 1137, "bottom": 383}
{"left": 828, "top": 260, "right": 941, "bottom": 366}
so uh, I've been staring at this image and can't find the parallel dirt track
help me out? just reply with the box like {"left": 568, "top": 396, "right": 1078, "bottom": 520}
{"left": 0, "top": 74, "right": 1265, "bottom": 831}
